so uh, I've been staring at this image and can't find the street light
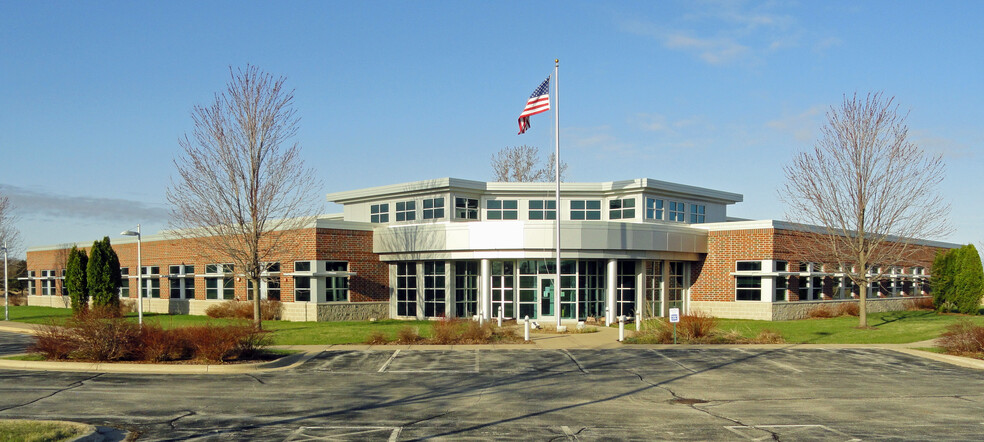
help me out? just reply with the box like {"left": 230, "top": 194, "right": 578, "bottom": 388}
{"left": 2, "top": 241, "right": 8, "bottom": 321}
{"left": 120, "top": 224, "right": 142, "bottom": 325}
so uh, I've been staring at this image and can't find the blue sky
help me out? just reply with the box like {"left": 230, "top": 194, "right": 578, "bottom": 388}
{"left": 1, "top": 0, "right": 981, "bottom": 256}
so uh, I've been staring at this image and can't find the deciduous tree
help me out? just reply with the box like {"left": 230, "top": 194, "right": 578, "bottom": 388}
{"left": 167, "top": 65, "right": 321, "bottom": 329}
{"left": 491, "top": 145, "right": 568, "bottom": 182}
{"left": 780, "top": 92, "right": 950, "bottom": 327}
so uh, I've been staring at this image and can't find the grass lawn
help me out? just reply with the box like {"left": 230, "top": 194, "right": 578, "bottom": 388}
{"left": 715, "top": 310, "right": 984, "bottom": 344}
{"left": 10, "top": 306, "right": 984, "bottom": 345}
{"left": 6, "top": 306, "right": 436, "bottom": 345}
{"left": 0, "top": 419, "right": 88, "bottom": 442}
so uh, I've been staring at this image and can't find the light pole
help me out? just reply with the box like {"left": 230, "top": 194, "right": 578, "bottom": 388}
{"left": 121, "top": 225, "right": 142, "bottom": 325}
{"left": 2, "top": 241, "right": 8, "bottom": 321}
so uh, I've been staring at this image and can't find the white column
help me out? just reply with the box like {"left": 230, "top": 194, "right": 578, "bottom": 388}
{"left": 480, "top": 259, "right": 491, "bottom": 320}
{"left": 606, "top": 259, "right": 617, "bottom": 324}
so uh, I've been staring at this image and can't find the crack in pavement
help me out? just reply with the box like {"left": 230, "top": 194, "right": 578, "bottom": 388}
{"left": 0, "top": 373, "right": 103, "bottom": 413}
{"left": 245, "top": 373, "right": 265, "bottom": 384}
{"left": 624, "top": 368, "right": 782, "bottom": 441}
{"left": 166, "top": 410, "right": 197, "bottom": 430}
{"left": 403, "top": 410, "right": 452, "bottom": 427}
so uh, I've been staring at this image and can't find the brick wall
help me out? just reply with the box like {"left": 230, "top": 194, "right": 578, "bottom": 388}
{"left": 26, "top": 227, "right": 389, "bottom": 304}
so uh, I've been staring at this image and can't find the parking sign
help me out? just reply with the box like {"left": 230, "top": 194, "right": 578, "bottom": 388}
{"left": 669, "top": 308, "right": 680, "bottom": 323}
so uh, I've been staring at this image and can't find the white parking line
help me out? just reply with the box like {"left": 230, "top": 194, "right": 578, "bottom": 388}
{"left": 649, "top": 349, "right": 696, "bottom": 373}
{"left": 378, "top": 349, "right": 400, "bottom": 373}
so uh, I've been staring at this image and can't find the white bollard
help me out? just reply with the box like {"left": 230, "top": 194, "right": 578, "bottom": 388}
{"left": 497, "top": 306, "right": 503, "bottom": 327}
{"left": 479, "top": 308, "right": 484, "bottom": 326}
{"left": 605, "top": 307, "right": 611, "bottom": 327}
{"left": 635, "top": 313, "right": 641, "bottom": 331}
{"left": 618, "top": 315, "right": 625, "bottom": 342}
{"left": 524, "top": 315, "right": 530, "bottom": 342}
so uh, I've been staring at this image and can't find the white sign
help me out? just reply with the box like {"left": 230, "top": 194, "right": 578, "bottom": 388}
{"left": 668, "top": 308, "right": 680, "bottom": 323}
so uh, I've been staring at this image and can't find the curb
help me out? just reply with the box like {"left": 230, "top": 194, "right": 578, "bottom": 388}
{"left": 0, "top": 350, "right": 318, "bottom": 374}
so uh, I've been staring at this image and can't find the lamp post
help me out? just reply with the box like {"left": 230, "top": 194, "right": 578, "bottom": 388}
{"left": 120, "top": 225, "right": 142, "bottom": 325}
{"left": 2, "top": 241, "right": 8, "bottom": 321}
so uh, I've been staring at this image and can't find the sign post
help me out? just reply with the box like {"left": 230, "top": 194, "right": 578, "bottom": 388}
{"left": 668, "top": 308, "right": 680, "bottom": 345}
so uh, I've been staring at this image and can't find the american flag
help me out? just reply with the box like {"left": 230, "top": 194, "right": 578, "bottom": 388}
{"left": 518, "top": 75, "right": 551, "bottom": 134}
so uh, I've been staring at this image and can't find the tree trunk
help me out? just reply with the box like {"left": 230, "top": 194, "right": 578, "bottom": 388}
{"left": 252, "top": 277, "right": 262, "bottom": 330}
{"left": 858, "top": 278, "right": 868, "bottom": 328}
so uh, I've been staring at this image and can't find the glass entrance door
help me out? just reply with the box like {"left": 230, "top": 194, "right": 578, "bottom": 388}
{"left": 540, "top": 278, "right": 554, "bottom": 317}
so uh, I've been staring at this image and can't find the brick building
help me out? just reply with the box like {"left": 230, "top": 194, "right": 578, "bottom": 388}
{"left": 23, "top": 178, "right": 955, "bottom": 321}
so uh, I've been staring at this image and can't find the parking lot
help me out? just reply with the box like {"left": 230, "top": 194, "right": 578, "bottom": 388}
{"left": 1, "top": 347, "right": 983, "bottom": 440}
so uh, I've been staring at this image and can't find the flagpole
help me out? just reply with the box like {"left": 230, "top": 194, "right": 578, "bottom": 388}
{"left": 554, "top": 59, "right": 561, "bottom": 328}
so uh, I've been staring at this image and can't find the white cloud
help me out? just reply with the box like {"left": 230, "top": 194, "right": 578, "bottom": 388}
{"left": 911, "top": 131, "right": 974, "bottom": 159}
{"left": 765, "top": 105, "right": 825, "bottom": 142}
{"left": 663, "top": 33, "right": 750, "bottom": 65}
{"left": 0, "top": 184, "right": 170, "bottom": 223}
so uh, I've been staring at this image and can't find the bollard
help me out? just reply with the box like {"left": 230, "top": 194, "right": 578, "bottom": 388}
{"left": 497, "top": 306, "right": 503, "bottom": 327}
{"left": 524, "top": 315, "right": 530, "bottom": 342}
{"left": 605, "top": 307, "right": 611, "bottom": 327}
{"left": 635, "top": 313, "right": 641, "bottom": 331}
{"left": 479, "top": 308, "right": 484, "bottom": 326}
{"left": 618, "top": 315, "right": 625, "bottom": 342}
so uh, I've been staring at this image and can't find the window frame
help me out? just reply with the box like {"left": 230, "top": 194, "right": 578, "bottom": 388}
{"left": 395, "top": 200, "right": 416, "bottom": 222}
{"left": 370, "top": 203, "right": 389, "bottom": 223}
{"left": 570, "top": 200, "right": 601, "bottom": 220}
{"left": 609, "top": 197, "right": 636, "bottom": 220}
{"left": 645, "top": 198, "right": 663, "bottom": 220}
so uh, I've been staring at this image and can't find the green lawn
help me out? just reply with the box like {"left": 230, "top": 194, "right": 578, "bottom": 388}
{"left": 0, "top": 419, "right": 87, "bottom": 442}
{"left": 6, "top": 306, "right": 436, "bottom": 345}
{"left": 9, "top": 306, "right": 984, "bottom": 345}
{"left": 715, "top": 310, "right": 984, "bottom": 344}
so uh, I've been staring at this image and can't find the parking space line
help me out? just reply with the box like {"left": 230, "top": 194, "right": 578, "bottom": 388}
{"left": 735, "top": 349, "right": 804, "bottom": 373}
{"left": 561, "top": 425, "right": 577, "bottom": 439}
{"left": 389, "top": 427, "right": 402, "bottom": 442}
{"left": 378, "top": 349, "right": 400, "bottom": 373}
{"left": 649, "top": 349, "right": 696, "bottom": 373}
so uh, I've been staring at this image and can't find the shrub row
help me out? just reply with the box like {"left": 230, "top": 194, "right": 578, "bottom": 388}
{"left": 935, "top": 321, "right": 984, "bottom": 358}
{"left": 807, "top": 302, "right": 860, "bottom": 319}
{"left": 364, "top": 318, "right": 523, "bottom": 345}
{"left": 205, "top": 300, "right": 282, "bottom": 321}
{"left": 31, "top": 309, "right": 269, "bottom": 363}
{"left": 630, "top": 310, "right": 785, "bottom": 345}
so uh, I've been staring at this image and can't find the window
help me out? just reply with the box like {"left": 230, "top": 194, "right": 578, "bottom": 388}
{"left": 609, "top": 198, "right": 636, "bottom": 220}
{"left": 455, "top": 197, "right": 478, "bottom": 220}
{"left": 579, "top": 260, "right": 606, "bottom": 320}
{"left": 646, "top": 198, "right": 663, "bottom": 220}
{"left": 265, "top": 262, "right": 279, "bottom": 273}
{"left": 169, "top": 265, "right": 195, "bottom": 299}
{"left": 774, "top": 276, "right": 787, "bottom": 301}
{"left": 454, "top": 261, "right": 479, "bottom": 317}
{"left": 736, "top": 261, "right": 762, "bottom": 271}
{"left": 528, "top": 200, "right": 556, "bottom": 220}
{"left": 570, "top": 200, "right": 601, "bottom": 220}
{"left": 396, "top": 201, "right": 416, "bottom": 221}
{"left": 667, "top": 262, "right": 685, "bottom": 311}
{"left": 294, "top": 261, "right": 312, "bottom": 272}
{"left": 690, "top": 204, "right": 705, "bottom": 223}
{"left": 490, "top": 261, "right": 514, "bottom": 318}
{"left": 61, "top": 269, "right": 68, "bottom": 296}
{"left": 205, "top": 264, "right": 218, "bottom": 274}
{"left": 370, "top": 203, "right": 389, "bottom": 223}
{"left": 736, "top": 276, "right": 762, "bottom": 301}
{"left": 118, "top": 268, "right": 129, "bottom": 298}
{"left": 615, "top": 261, "right": 636, "bottom": 317}
{"left": 423, "top": 197, "right": 445, "bottom": 219}
{"left": 325, "top": 261, "right": 349, "bottom": 302}
{"left": 294, "top": 277, "right": 311, "bottom": 302}
{"left": 396, "top": 262, "right": 417, "bottom": 316}
{"left": 41, "top": 270, "right": 56, "bottom": 295}
{"left": 248, "top": 277, "right": 280, "bottom": 301}
{"left": 205, "top": 278, "right": 218, "bottom": 299}
{"left": 668, "top": 201, "right": 685, "bottom": 222}
{"left": 486, "top": 200, "right": 518, "bottom": 220}
{"left": 141, "top": 266, "right": 160, "bottom": 276}
{"left": 142, "top": 278, "right": 160, "bottom": 298}
{"left": 775, "top": 261, "right": 788, "bottom": 272}
{"left": 645, "top": 261, "right": 663, "bottom": 317}
{"left": 423, "top": 262, "right": 446, "bottom": 317}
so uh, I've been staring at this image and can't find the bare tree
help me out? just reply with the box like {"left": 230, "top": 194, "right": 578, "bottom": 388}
{"left": 167, "top": 65, "right": 322, "bottom": 329}
{"left": 491, "top": 145, "right": 568, "bottom": 182}
{"left": 0, "top": 193, "right": 20, "bottom": 255}
{"left": 780, "top": 92, "right": 950, "bottom": 327}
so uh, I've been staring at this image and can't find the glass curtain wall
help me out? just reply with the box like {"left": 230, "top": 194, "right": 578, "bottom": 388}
{"left": 645, "top": 260, "right": 664, "bottom": 317}
{"left": 454, "top": 261, "right": 478, "bottom": 317}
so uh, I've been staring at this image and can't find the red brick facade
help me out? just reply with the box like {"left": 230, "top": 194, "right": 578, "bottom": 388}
{"left": 691, "top": 228, "right": 943, "bottom": 303}
{"left": 24, "top": 227, "right": 388, "bottom": 303}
